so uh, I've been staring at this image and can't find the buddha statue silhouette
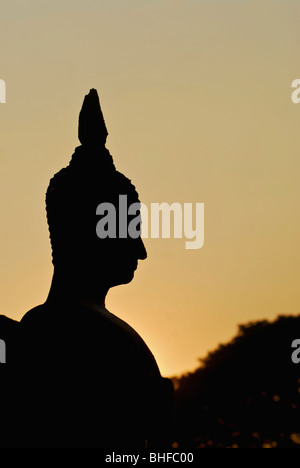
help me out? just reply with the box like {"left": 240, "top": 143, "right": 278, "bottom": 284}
{"left": 17, "top": 89, "right": 173, "bottom": 448}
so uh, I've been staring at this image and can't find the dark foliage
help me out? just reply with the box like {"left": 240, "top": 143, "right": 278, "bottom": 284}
{"left": 172, "top": 315, "right": 300, "bottom": 448}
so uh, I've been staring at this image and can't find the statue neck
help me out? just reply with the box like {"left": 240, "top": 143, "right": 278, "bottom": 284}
{"left": 45, "top": 268, "right": 108, "bottom": 309}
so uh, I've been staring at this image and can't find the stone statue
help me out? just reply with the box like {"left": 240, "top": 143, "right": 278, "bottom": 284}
{"left": 11, "top": 89, "right": 173, "bottom": 448}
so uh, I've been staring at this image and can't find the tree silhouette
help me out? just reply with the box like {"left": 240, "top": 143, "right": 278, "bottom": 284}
{"left": 172, "top": 315, "right": 300, "bottom": 448}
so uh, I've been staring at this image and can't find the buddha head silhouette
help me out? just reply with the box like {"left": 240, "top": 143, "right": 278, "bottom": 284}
{"left": 46, "top": 89, "right": 147, "bottom": 295}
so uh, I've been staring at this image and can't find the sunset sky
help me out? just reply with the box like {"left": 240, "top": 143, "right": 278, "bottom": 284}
{"left": 0, "top": 0, "right": 300, "bottom": 377}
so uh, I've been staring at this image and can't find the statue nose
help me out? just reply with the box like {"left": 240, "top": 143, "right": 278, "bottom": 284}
{"left": 137, "top": 237, "right": 147, "bottom": 260}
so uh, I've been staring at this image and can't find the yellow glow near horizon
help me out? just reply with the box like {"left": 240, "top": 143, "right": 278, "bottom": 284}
{"left": 0, "top": 0, "right": 300, "bottom": 376}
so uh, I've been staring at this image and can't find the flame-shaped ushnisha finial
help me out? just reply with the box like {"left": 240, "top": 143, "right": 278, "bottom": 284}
{"left": 78, "top": 88, "right": 108, "bottom": 147}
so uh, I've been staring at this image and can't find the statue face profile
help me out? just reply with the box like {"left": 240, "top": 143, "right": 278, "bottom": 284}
{"left": 93, "top": 230, "right": 148, "bottom": 288}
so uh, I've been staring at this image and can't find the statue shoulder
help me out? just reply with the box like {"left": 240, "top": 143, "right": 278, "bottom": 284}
{"left": 0, "top": 315, "right": 20, "bottom": 362}
{"left": 0, "top": 315, "right": 19, "bottom": 338}
{"left": 20, "top": 305, "right": 45, "bottom": 324}
{"left": 77, "top": 304, "right": 162, "bottom": 381}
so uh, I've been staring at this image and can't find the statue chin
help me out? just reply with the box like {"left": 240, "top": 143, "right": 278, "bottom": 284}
{"left": 110, "top": 269, "right": 136, "bottom": 288}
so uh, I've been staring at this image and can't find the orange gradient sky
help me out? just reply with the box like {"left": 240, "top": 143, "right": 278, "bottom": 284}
{"left": 0, "top": 0, "right": 300, "bottom": 376}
